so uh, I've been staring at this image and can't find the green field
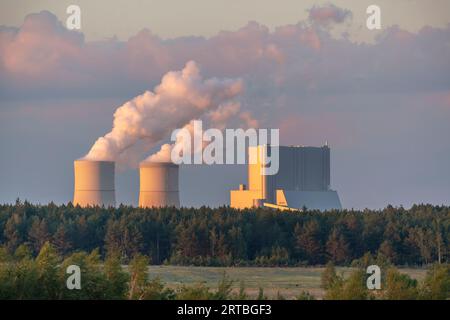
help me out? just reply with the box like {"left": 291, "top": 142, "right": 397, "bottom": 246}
{"left": 147, "top": 266, "right": 428, "bottom": 299}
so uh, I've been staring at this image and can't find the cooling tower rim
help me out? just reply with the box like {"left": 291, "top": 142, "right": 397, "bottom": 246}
{"left": 139, "top": 161, "right": 179, "bottom": 168}
{"left": 74, "top": 159, "right": 115, "bottom": 165}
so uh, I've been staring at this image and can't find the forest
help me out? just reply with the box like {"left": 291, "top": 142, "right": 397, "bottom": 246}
{"left": 0, "top": 242, "right": 448, "bottom": 299}
{"left": 0, "top": 201, "right": 448, "bottom": 266}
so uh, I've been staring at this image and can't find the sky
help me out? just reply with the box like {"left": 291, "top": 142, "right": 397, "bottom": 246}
{"left": 0, "top": 0, "right": 450, "bottom": 209}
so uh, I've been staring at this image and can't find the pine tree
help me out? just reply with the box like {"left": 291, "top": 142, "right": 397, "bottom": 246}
{"left": 4, "top": 216, "right": 21, "bottom": 253}
{"left": 104, "top": 220, "right": 122, "bottom": 258}
{"left": 378, "top": 240, "right": 397, "bottom": 264}
{"left": 122, "top": 225, "right": 143, "bottom": 259}
{"left": 52, "top": 225, "right": 72, "bottom": 256}
{"left": 28, "top": 219, "right": 50, "bottom": 254}
{"left": 104, "top": 251, "right": 128, "bottom": 299}
{"left": 35, "top": 242, "right": 61, "bottom": 299}
{"left": 326, "top": 228, "right": 350, "bottom": 264}
{"left": 227, "top": 226, "right": 246, "bottom": 260}
{"left": 128, "top": 254, "right": 150, "bottom": 300}
{"left": 294, "top": 221, "right": 323, "bottom": 264}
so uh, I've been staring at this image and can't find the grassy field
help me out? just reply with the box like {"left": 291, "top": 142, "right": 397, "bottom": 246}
{"left": 147, "top": 266, "right": 428, "bottom": 299}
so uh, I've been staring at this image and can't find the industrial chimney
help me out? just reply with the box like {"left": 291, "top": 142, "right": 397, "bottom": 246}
{"left": 139, "top": 161, "right": 180, "bottom": 208}
{"left": 73, "top": 160, "right": 115, "bottom": 207}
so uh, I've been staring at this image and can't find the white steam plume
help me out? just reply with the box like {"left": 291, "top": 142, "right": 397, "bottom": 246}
{"left": 146, "top": 102, "right": 259, "bottom": 163}
{"left": 83, "top": 61, "right": 243, "bottom": 165}
{"left": 147, "top": 121, "right": 200, "bottom": 163}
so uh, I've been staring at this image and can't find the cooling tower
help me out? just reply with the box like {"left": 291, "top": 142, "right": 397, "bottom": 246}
{"left": 73, "top": 160, "right": 115, "bottom": 207}
{"left": 139, "top": 161, "right": 180, "bottom": 208}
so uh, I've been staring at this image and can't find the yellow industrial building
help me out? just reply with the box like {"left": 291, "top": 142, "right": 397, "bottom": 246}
{"left": 230, "top": 145, "right": 341, "bottom": 211}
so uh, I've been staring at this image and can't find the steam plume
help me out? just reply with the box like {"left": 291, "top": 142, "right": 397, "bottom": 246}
{"left": 83, "top": 61, "right": 243, "bottom": 165}
{"left": 146, "top": 101, "right": 259, "bottom": 163}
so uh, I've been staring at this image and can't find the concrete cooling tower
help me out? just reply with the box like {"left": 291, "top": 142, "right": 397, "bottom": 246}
{"left": 139, "top": 161, "right": 180, "bottom": 208}
{"left": 73, "top": 160, "right": 116, "bottom": 207}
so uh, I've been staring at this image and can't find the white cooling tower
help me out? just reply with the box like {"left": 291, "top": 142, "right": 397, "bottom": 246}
{"left": 139, "top": 161, "right": 180, "bottom": 208}
{"left": 73, "top": 160, "right": 116, "bottom": 207}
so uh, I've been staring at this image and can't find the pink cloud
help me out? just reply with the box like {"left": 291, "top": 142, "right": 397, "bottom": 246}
{"left": 1, "top": 11, "right": 83, "bottom": 80}
{"left": 308, "top": 4, "right": 352, "bottom": 26}
{"left": 0, "top": 9, "right": 449, "bottom": 123}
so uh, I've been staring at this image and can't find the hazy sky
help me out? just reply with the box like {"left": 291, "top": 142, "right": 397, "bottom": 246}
{"left": 1, "top": 1, "right": 450, "bottom": 209}
{"left": 1, "top": 0, "right": 450, "bottom": 40}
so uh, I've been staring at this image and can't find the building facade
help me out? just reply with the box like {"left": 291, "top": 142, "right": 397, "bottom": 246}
{"left": 230, "top": 145, "right": 341, "bottom": 211}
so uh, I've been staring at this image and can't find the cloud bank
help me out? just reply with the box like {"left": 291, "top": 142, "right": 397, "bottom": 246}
{"left": 1, "top": 9, "right": 449, "bottom": 102}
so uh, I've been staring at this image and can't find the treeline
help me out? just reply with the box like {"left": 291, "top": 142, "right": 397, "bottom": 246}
{"left": 0, "top": 200, "right": 448, "bottom": 266}
{"left": 0, "top": 242, "right": 448, "bottom": 299}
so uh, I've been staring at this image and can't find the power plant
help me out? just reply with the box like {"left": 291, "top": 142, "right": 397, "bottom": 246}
{"left": 73, "top": 160, "right": 116, "bottom": 207}
{"left": 139, "top": 161, "right": 180, "bottom": 208}
{"left": 230, "top": 144, "right": 342, "bottom": 211}
{"left": 73, "top": 144, "right": 341, "bottom": 211}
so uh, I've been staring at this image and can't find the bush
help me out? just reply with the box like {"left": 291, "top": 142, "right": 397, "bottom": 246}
{"left": 420, "top": 264, "right": 450, "bottom": 300}
{"left": 324, "top": 268, "right": 371, "bottom": 300}
{"left": 382, "top": 268, "right": 418, "bottom": 300}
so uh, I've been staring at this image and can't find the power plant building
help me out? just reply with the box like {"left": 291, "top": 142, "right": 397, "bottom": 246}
{"left": 73, "top": 160, "right": 116, "bottom": 207}
{"left": 230, "top": 145, "right": 341, "bottom": 211}
{"left": 139, "top": 161, "right": 180, "bottom": 208}
{"left": 73, "top": 145, "right": 340, "bottom": 210}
